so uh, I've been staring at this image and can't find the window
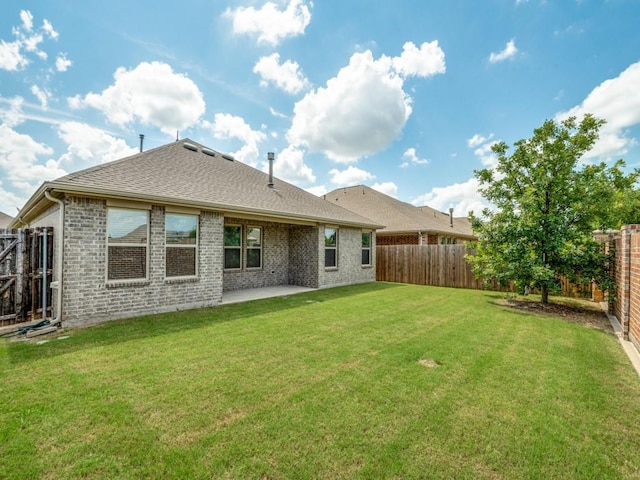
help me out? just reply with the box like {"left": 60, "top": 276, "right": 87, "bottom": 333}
{"left": 246, "top": 227, "right": 262, "bottom": 269}
{"left": 107, "top": 208, "right": 149, "bottom": 281}
{"left": 224, "top": 225, "right": 242, "bottom": 270}
{"left": 166, "top": 214, "right": 198, "bottom": 278}
{"left": 325, "top": 227, "right": 338, "bottom": 268}
{"left": 362, "top": 231, "right": 372, "bottom": 266}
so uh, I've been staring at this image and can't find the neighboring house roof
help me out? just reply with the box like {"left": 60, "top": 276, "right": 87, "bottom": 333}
{"left": 0, "top": 211, "right": 13, "bottom": 229}
{"left": 324, "top": 185, "right": 475, "bottom": 238}
{"left": 13, "top": 139, "right": 381, "bottom": 229}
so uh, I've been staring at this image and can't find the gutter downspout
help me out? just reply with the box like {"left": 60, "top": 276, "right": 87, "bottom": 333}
{"left": 44, "top": 190, "right": 64, "bottom": 326}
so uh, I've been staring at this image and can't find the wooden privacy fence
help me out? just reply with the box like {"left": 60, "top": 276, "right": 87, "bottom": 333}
{"left": 376, "top": 244, "right": 593, "bottom": 298}
{"left": 0, "top": 228, "right": 54, "bottom": 327}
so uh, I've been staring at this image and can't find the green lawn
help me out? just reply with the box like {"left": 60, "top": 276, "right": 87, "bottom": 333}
{"left": 2, "top": 282, "right": 640, "bottom": 479}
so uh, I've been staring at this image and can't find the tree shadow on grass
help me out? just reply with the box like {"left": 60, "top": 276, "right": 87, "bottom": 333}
{"left": 3, "top": 282, "right": 403, "bottom": 366}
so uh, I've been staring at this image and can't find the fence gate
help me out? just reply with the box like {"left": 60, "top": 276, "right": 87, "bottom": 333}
{"left": 0, "top": 228, "right": 54, "bottom": 327}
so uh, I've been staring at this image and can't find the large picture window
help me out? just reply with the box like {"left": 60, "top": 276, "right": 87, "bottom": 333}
{"left": 246, "top": 227, "right": 262, "bottom": 269}
{"left": 166, "top": 214, "right": 198, "bottom": 278}
{"left": 325, "top": 227, "right": 338, "bottom": 268}
{"left": 224, "top": 225, "right": 242, "bottom": 270}
{"left": 107, "top": 208, "right": 149, "bottom": 281}
{"left": 362, "top": 231, "right": 372, "bottom": 266}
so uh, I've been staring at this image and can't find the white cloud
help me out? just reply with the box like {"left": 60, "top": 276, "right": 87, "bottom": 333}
{"left": 55, "top": 53, "right": 72, "bottom": 72}
{"left": 202, "top": 113, "right": 266, "bottom": 167}
{"left": 371, "top": 181, "right": 398, "bottom": 198}
{"left": 30, "top": 85, "right": 51, "bottom": 109}
{"left": 556, "top": 61, "right": 640, "bottom": 160}
{"left": 489, "top": 39, "right": 518, "bottom": 63}
{"left": 42, "top": 19, "right": 58, "bottom": 39}
{"left": 329, "top": 166, "right": 375, "bottom": 186}
{"left": 253, "top": 53, "right": 310, "bottom": 94}
{"left": 0, "top": 124, "right": 64, "bottom": 190}
{"left": 270, "top": 145, "right": 315, "bottom": 184}
{"left": 20, "top": 10, "right": 34, "bottom": 31}
{"left": 0, "top": 39, "right": 28, "bottom": 71}
{"left": 473, "top": 141, "right": 499, "bottom": 167}
{"left": 402, "top": 147, "right": 429, "bottom": 166}
{"left": 392, "top": 41, "right": 446, "bottom": 78}
{"left": 224, "top": 0, "right": 312, "bottom": 46}
{"left": 0, "top": 12, "right": 60, "bottom": 71}
{"left": 411, "top": 178, "right": 488, "bottom": 217}
{"left": 0, "top": 96, "right": 25, "bottom": 127}
{"left": 467, "top": 133, "right": 493, "bottom": 148}
{"left": 306, "top": 185, "right": 328, "bottom": 197}
{"left": 288, "top": 43, "right": 445, "bottom": 162}
{"left": 56, "top": 121, "right": 138, "bottom": 169}
{"left": 70, "top": 61, "right": 205, "bottom": 135}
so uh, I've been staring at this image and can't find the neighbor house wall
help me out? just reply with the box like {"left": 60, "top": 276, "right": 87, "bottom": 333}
{"left": 223, "top": 218, "right": 290, "bottom": 292}
{"left": 377, "top": 234, "right": 420, "bottom": 246}
{"left": 318, "top": 226, "right": 375, "bottom": 288}
{"left": 60, "top": 196, "right": 223, "bottom": 326}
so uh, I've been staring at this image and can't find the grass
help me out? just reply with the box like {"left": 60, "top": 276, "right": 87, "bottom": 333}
{"left": 1, "top": 282, "right": 640, "bottom": 479}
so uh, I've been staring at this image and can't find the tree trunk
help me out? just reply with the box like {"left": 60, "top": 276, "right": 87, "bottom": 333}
{"left": 541, "top": 285, "right": 549, "bottom": 305}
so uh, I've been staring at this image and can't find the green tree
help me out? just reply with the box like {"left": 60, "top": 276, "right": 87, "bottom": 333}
{"left": 468, "top": 114, "right": 639, "bottom": 304}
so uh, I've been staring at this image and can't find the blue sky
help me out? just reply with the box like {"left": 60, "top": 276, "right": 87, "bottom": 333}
{"left": 2, "top": 1, "right": 640, "bottom": 217}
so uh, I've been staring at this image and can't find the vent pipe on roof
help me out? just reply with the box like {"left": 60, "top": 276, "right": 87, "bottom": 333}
{"left": 449, "top": 207, "right": 454, "bottom": 227}
{"left": 268, "top": 152, "right": 275, "bottom": 188}
{"left": 139, "top": 134, "right": 144, "bottom": 152}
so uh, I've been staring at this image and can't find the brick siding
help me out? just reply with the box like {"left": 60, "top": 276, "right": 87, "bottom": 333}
{"left": 61, "top": 197, "right": 223, "bottom": 326}
{"left": 318, "top": 226, "right": 376, "bottom": 288}
{"left": 608, "top": 224, "right": 640, "bottom": 350}
{"left": 222, "top": 218, "right": 290, "bottom": 292}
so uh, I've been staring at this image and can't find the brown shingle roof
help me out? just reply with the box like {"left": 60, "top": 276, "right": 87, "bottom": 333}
{"left": 44, "top": 139, "right": 380, "bottom": 228}
{"left": 324, "top": 185, "right": 475, "bottom": 238}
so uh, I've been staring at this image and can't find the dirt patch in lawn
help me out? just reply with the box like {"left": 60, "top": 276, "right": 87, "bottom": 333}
{"left": 498, "top": 297, "right": 613, "bottom": 333}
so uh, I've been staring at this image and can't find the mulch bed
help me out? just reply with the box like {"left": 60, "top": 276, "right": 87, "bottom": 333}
{"left": 498, "top": 297, "right": 613, "bottom": 332}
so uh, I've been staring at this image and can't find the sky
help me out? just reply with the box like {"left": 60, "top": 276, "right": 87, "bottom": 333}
{"left": 1, "top": 1, "right": 640, "bottom": 218}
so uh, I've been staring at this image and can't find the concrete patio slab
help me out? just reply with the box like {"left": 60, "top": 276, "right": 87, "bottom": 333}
{"left": 221, "top": 285, "right": 315, "bottom": 305}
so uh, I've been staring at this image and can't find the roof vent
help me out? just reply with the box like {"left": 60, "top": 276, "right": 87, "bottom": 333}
{"left": 202, "top": 147, "right": 216, "bottom": 157}
{"left": 183, "top": 142, "right": 198, "bottom": 152}
{"left": 221, "top": 153, "right": 234, "bottom": 161}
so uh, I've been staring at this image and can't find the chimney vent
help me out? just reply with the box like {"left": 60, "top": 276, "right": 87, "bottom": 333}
{"left": 267, "top": 152, "right": 275, "bottom": 188}
{"left": 449, "top": 207, "right": 454, "bottom": 227}
{"left": 139, "top": 134, "right": 144, "bottom": 152}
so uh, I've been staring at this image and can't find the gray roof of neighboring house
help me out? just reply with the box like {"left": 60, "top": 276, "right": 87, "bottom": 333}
{"left": 16, "top": 139, "right": 381, "bottom": 229}
{"left": 0, "top": 211, "right": 13, "bottom": 229}
{"left": 324, "top": 185, "right": 475, "bottom": 238}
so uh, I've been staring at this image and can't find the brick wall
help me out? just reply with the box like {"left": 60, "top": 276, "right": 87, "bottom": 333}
{"left": 60, "top": 197, "right": 223, "bottom": 326}
{"left": 289, "top": 225, "right": 319, "bottom": 288}
{"left": 222, "top": 218, "right": 290, "bottom": 292}
{"left": 609, "top": 224, "right": 640, "bottom": 351}
{"left": 318, "top": 226, "right": 376, "bottom": 288}
{"left": 378, "top": 234, "right": 420, "bottom": 245}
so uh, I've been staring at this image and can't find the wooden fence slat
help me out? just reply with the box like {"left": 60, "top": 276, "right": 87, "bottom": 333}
{"left": 376, "top": 244, "right": 592, "bottom": 298}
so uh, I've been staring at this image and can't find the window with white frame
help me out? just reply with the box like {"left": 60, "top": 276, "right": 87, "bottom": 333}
{"left": 166, "top": 213, "right": 198, "bottom": 278}
{"left": 246, "top": 226, "right": 262, "bottom": 269}
{"left": 224, "top": 225, "right": 242, "bottom": 270}
{"left": 362, "top": 231, "right": 372, "bottom": 266}
{"left": 107, "top": 208, "right": 149, "bottom": 281}
{"left": 325, "top": 227, "right": 338, "bottom": 268}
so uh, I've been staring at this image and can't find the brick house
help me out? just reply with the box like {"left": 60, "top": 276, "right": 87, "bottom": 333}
{"left": 324, "top": 185, "right": 476, "bottom": 246}
{"left": 11, "top": 140, "right": 381, "bottom": 327}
